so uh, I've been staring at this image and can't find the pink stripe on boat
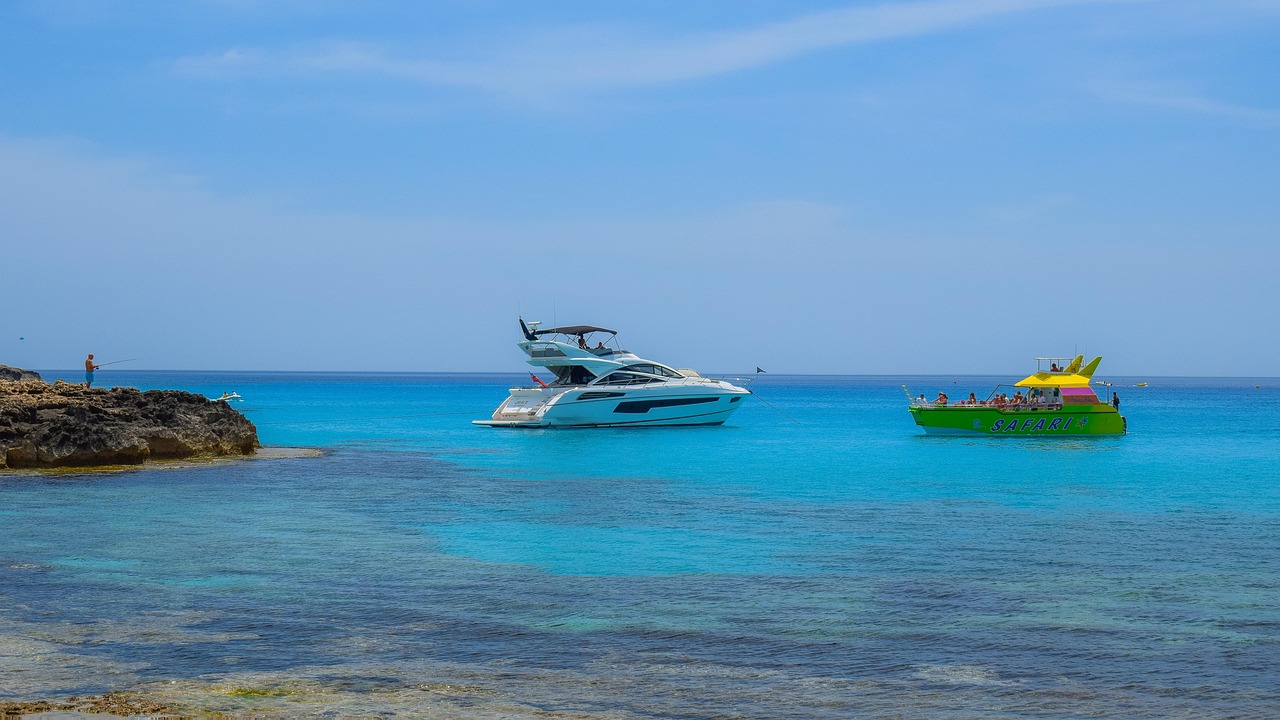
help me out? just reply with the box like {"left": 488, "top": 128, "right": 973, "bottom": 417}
{"left": 1060, "top": 387, "right": 1096, "bottom": 396}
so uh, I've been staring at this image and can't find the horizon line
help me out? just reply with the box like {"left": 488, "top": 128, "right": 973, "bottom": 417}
{"left": 24, "top": 368, "right": 1280, "bottom": 380}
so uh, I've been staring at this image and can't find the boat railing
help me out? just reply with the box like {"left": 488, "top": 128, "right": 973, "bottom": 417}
{"left": 912, "top": 400, "right": 1066, "bottom": 411}
{"left": 528, "top": 342, "right": 630, "bottom": 359}
{"left": 904, "top": 383, "right": 1085, "bottom": 411}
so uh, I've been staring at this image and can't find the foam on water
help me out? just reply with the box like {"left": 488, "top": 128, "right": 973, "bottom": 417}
{"left": 2, "top": 372, "right": 1278, "bottom": 717}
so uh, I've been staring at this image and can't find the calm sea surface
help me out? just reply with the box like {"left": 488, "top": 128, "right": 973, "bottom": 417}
{"left": 2, "top": 371, "right": 1278, "bottom": 718}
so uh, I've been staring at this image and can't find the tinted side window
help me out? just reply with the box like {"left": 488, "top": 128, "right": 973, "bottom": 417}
{"left": 622, "top": 364, "right": 682, "bottom": 378}
{"left": 596, "top": 372, "right": 653, "bottom": 386}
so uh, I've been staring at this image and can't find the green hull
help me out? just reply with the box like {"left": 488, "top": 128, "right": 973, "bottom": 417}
{"left": 909, "top": 405, "right": 1126, "bottom": 436}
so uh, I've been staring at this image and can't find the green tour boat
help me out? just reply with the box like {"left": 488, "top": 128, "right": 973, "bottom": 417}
{"left": 906, "top": 355, "right": 1126, "bottom": 436}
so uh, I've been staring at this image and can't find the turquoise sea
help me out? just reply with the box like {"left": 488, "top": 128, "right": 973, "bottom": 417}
{"left": 3, "top": 371, "right": 1279, "bottom": 718}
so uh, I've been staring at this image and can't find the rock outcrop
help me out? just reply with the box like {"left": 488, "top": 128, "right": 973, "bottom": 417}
{"left": 0, "top": 364, "right": 42, "bottom": 382}
{"left": 1, "top": 378, "right": 258, "bottom": 469}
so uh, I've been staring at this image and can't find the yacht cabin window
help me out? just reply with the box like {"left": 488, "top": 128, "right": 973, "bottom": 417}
{"left": 619, "top": 364, "right": 683, "bottom": 378}
{"left": 594, "top": 372, "right": 657, "bottom": 386}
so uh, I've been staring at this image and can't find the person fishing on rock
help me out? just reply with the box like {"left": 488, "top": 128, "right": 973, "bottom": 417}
{"left": 85, "top": 353, "right": 100, "bottom": 388}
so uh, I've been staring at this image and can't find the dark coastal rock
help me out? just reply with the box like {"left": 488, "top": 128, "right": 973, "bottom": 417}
{"left": 0, "top": 378, "right": 258, "bottom": 469}
{"left": 0, "top": 364, "right": 41, "bottom": 382}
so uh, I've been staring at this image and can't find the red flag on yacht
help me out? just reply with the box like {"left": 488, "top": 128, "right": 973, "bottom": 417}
{"left": 530, "top": 373, "right": 549, "bottom": 388}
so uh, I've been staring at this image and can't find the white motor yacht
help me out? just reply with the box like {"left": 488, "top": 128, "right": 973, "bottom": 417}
{"left": 474, "top": 319, "right": 750, "bottom": 428}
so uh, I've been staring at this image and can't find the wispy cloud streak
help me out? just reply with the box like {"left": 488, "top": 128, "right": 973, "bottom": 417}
{"left": 1096, "top": 81, "right": 1280, "bottom": 126}
{"left": 174, "top": 0, "right": 1137, "bottom": 97}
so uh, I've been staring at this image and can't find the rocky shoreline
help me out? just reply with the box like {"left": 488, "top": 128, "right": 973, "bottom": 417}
{"left": 0, "top": 365, "right": 258, "bottom": 469}
{"left": 0, "top": 363, "right": 42, "bottom": 382}
{"left": 0, "top": 691, "right": 175, "bottom": 718}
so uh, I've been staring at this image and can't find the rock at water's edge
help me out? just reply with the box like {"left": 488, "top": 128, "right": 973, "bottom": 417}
{"left": 1, "top": 378, "right": 258, "bottom": 469}
{"left": 0, "top": 364, "right": 41, "bottom": 382}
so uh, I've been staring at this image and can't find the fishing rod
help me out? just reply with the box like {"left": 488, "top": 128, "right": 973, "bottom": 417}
{"left": 95, "top": 358, "right": 138, "bottom": 367}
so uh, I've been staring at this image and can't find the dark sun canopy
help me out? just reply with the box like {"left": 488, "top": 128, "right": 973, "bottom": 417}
{"left": 532, "top": 325, "right": 617, "bottom": 337}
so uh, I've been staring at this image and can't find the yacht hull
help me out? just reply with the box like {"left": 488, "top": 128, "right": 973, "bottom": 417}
{"left": 475, "top": 385, "right": 748, "bottom": 428}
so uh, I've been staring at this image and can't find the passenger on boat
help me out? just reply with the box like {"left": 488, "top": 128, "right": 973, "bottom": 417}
{"left": 968, "top": 392, "right": 978, "bottom": 405}
{"left": 934, "top": 392, "right": 948, "bottom": 406}
{"left": 577, "top": 334, "right": 589, "bottom": 350}
{"left": 1051, "top": 363, "right": 1061, "bottom": 372}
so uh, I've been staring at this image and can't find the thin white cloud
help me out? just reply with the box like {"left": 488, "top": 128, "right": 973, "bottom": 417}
{"left": 174, "top": 0, "right": 1139, "bottom": 97}
{"left": 1096, "top": 81, "right": 1280, "bottom": 125}
{"left": 987, "top": 193, "right": 1075, "bottom": 225}
{"left": 1138, "top": 92, "right": 1280, "bottom": 125}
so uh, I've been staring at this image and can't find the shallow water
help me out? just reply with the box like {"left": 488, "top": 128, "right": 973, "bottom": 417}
{"left": 3, "top": 372, "right": 1279, "bottom": 717}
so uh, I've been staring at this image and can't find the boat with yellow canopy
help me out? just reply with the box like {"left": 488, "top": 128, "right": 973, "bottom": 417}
{"left": 906, "top": 355, "right": 1126, "bottom": 436}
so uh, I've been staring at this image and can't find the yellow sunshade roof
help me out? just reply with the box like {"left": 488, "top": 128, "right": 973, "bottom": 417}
{"left": 1015, "top": 356, "right": 1102, "bottom": 388}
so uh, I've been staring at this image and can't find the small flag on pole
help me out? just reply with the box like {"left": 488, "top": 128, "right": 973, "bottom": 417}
{"left": 756, "top": 367, "right": 766, "bottom": 373}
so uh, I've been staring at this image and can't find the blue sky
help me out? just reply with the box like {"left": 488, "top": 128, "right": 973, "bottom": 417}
{"left": 1, "top": 0, "right": 1277, "bottom": 375}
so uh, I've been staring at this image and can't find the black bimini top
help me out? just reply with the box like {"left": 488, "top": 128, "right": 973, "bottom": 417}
{"left": 534, "top": 324, "right": 617, "bottom": 337}
{"left": 519, "top": 318, "right": 619, "bottom": 342}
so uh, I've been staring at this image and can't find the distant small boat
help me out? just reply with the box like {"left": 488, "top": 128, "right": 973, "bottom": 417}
{"left": 211, "top": 392, "right": 243, "bottom": 402}
{"left": 1136, "top": 382, "right": 1148, "bottom": 387}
